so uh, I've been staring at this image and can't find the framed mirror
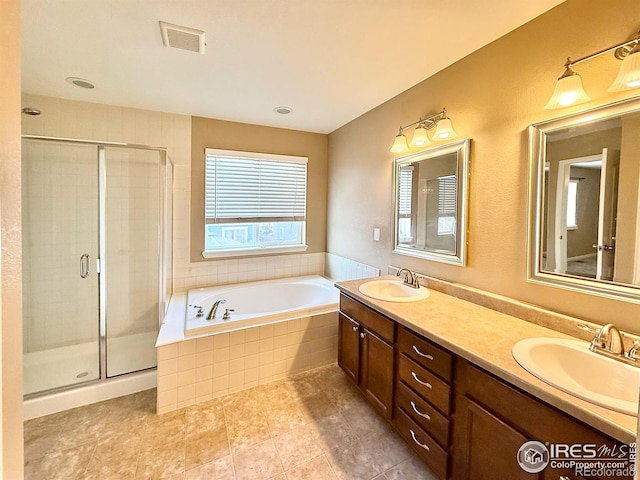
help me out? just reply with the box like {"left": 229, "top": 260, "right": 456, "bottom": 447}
{"left": 528, "top": 97, "right": 640, "bottom": 302}
{"left": 393, "top": 138, "right": 470, "bottom": 265}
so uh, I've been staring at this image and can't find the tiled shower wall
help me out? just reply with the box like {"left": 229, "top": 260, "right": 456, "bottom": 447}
{"left": 21, "top": 94, "right": 191, "bottom": 352}
{"left": 22, "top": 141, "right": 100, "bottom": 352}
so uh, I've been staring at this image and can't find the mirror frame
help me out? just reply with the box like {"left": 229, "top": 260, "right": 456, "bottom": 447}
{"left": 527, "top": 96, "right": 640, "bottom": 303}
{"left": 393, "top": 138, "right": 470, "bottom": 266}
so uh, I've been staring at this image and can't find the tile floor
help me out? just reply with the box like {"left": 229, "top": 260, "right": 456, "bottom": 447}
{"left": 24, "top": 363, "right": 438, "bottom": 479}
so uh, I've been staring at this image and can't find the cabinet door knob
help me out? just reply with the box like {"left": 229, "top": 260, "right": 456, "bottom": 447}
{"left": 360, "top": 332, "right": 366, "bottom": 339}
{"left": 352, "top": 326, "right": 358, "bottom": 332}
{"left": 410, "top": 400, "right": 431, "bottom": 421}
{"left": 410, "top": 429, "right": 430, "bottom": 451}
{"left": 411, "top": 371, "right": 432, "bottom": 389}
{"left": 412, "top": 345, "right": 434, "bottom": 360}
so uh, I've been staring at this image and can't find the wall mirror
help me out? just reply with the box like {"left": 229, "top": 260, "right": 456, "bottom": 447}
{"left": 528, "top": 97, "right": 640, "bottom": 302}
{"left": 393, "top": 138, "right": 470, "bottom": 265}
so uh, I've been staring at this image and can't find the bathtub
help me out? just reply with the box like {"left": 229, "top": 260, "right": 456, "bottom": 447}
{"left": 183, "top": 275, "right": 339, "bottom": 337}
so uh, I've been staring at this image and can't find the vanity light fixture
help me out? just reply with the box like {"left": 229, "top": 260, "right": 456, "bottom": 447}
{"left": 545, "top": 30, "right": 640, "bottom": 109}
{"left": 389, "top": 108, "right": 457, "bottom": 154}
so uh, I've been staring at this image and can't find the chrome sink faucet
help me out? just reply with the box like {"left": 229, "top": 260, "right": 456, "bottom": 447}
{"left": 206, "top": 299, "right": 226, "bottom": 321}
{"left": 589, "top": 323, "right": 625, "bottom": 355}
{"left": 582, "top": 323, "right": 640, "bottom": 366}
{"left": 397, "top": 268, "right": 420, "bottom": 288}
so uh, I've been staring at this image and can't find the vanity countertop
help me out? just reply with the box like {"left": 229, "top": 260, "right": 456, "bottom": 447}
{"left": 335, "top": 276, "right": 637, "bottom": 444}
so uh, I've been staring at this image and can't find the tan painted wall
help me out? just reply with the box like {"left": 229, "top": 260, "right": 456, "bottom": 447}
{"left": 566, "top": 167, "right": 600, "bottom": 259}
{"left": 327, "top": 0, "right": 640, "bottom": 332}
{"left": 616, "top": 114, "right": 640, "bottom": 283}
{"left": 0, "top": 0, "right": 24, "bottom": 476}
{"left": 190, "top": 117, "right": 328, "bottom": 262}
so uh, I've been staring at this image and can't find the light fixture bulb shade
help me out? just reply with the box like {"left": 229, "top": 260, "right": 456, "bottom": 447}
{"left": 409, "top": 126, "right": 431, "bottom": 147}
{"left": 608, "top": 48, "right": 640, "bottom": 92}
{"left": 545, "top": 73, "right": 591, "bottom": 109}
{"left": 433, "top": 118, "right": 456, "bottom": 140}
{"left": 390, "top": 133, "right": 410, "bottom": 154}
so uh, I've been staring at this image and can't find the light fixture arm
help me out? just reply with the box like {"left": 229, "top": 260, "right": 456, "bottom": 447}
{"left": 398, "top": 108, "right": 448, "bottom": 133}
{"left": 565, "top": 32, "right": 640, "bottom": 69}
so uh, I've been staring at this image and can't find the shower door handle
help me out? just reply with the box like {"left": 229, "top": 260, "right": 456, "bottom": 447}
{"left": 80, "top": 254, "right": 90, "bottom": 278}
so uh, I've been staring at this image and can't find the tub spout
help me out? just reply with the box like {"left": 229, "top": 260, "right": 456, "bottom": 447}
{"left": 206, "top": 299, "right": 226, "bottom": 321}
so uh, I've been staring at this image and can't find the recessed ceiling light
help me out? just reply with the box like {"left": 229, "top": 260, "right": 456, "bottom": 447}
{"left": 66, "top": 77, "right": 96, "bottom": 89}
{"left": 273, "top": 106, "right": 293, "bottom": 115}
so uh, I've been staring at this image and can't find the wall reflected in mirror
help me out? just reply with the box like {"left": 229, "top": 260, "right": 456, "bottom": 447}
{"left": 529, "top": 98, "right": 640, "bottom": 301}
{"left": 394, "top": 139, "right": 470, "bottom": 266}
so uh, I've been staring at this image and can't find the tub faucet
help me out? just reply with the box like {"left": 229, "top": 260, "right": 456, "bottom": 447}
{"left": 206, "top": 299, "right": 226, "bottom": 321}
{"left": 397, "top": 268, "right": 420, "bottom": 288}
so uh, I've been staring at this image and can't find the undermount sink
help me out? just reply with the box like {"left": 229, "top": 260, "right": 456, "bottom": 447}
{"left": 358, "top": 279, "right": 430, "bottom": 303}
{"left": 512, "top": 337, "right": 640, "bottom": 415}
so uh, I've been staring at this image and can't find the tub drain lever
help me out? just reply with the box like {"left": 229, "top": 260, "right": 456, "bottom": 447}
{"left": 223, "top": 308, "right": 235, "bottom": 321}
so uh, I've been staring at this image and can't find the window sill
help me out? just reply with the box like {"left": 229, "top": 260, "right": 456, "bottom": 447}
{"left": 202, "top": 244, "right": 309, "bottom": 259}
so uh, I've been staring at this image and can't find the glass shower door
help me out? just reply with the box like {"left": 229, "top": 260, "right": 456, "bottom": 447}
{"left": 103, "top": 146, "right": 160, "bottom": 377}
{"left": 22, "top": 139, "right": 101, "bottom": 395}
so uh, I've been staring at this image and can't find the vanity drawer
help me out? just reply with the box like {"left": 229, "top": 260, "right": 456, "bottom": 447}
{"left": 396, "top": 381, "right": 450, "bottom": 447}
{"left": 398, "top": 354, "right": 451, "bottom": 415}
{"left": 394, "top": 408, "right": 448, "bottom": 480}
{"left": 340, "top": 294, "right": 394, "bottom": 343}
{"left": 397, "top": 326, "right": 452, "bottom": 381}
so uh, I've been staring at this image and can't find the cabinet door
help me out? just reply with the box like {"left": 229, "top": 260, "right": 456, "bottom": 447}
{"left": 360, "top": 327, "right": 394, "bottom": 417}
{"left": 338, "top": 313, "right": 360, "bottom": 383}
{"left": 452, "top": 394, "right": 542, "bottom": 480}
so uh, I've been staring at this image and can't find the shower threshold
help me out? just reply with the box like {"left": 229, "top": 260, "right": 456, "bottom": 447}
{"left": 23, "top": 331, "right": 157, "bottom": 396}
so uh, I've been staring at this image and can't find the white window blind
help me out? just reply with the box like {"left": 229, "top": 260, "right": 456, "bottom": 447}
{"left": 399, "top": 167, "right": 413, "bottom": 218}
{"left": 205, "top": 149, "right": 308, "bottom": 224}
{"left": 438, "top": 175, "right": 457, "bottom": 215}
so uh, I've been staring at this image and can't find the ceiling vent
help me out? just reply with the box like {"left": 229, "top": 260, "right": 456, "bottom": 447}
{"left": 159, "top": 21, "right": 206, "bottom": 54}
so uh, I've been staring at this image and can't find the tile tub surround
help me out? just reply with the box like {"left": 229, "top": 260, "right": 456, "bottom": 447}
{"left": 336, "top": 276, "right": 637, "bottom": 444}
{"left": 24, "top": 365, "right": 438, "bottom": 479}
{"left": 157, "top": 314, "right": 338, "bottom": 413}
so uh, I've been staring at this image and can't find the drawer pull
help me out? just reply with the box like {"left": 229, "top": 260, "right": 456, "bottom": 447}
{"left": 360, "top": 332, "right": 366, "bottom": 339}
{"left": 411, "top": 371, "right": 432, "bottom": 389}
{"left": 352, "top": 326, "right": 358, "bottom": 332}
{"left": 410, "top": 429, "right": 430, "bottom": 451}
{"left": 410, "top": 401, "right": 431, "bottom": 421}
{"left": 412, "top": 345, "right": 434, "bottom": 360}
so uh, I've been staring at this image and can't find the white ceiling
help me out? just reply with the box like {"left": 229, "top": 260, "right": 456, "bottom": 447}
{"left": 21, "top": 0, "right": 565, "bottom": 134}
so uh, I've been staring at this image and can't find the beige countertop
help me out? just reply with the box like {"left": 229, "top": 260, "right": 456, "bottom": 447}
{"left": 335, "top": 276, "right": 637, "bottom": 444}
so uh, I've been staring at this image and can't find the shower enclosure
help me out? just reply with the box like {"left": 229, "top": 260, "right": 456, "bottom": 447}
{"left": 21, "top": 136, "right": 173, "bottom": 397}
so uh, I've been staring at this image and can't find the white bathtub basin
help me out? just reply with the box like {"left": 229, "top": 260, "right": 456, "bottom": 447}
{"left": 184, "top": 275, "right": 339, "bottom": 337}
{"left": 512, "top": 337, "right": 640, "bottom": 415}
{"left": 358, "top": 279, "right": 430, "bottom": 303}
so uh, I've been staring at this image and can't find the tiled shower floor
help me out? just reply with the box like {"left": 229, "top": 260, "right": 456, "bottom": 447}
{"left": 24, "top": 363, "right": 437, "bottom": 479}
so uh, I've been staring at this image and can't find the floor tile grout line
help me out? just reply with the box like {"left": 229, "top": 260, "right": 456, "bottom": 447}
{"left": 26, "top": 364, "right": 420, "bottom": 480}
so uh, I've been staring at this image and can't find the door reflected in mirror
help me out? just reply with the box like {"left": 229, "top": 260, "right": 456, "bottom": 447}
{"left": 394, "top": 139, "right": 470, "bottom": 266}
{"left": 529, "top": 98, "right": 640, "bottom": 301}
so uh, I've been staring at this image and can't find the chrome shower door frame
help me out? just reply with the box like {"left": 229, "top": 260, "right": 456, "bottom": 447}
{"left": 22, "top": 135, "right": 172, "bottom": 396}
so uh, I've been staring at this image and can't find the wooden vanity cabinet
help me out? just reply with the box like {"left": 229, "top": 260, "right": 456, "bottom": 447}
{"left": 338, "top": 292, "right": 633, "bottom": 480}
{"left": 338, "top": 295, "right": 394, "bottom": 417}
{"left": 394, "top": 326, "right": 455, "bottom": 479}
{"left": 452, "top": 360, "right": 633, "bottom": 480}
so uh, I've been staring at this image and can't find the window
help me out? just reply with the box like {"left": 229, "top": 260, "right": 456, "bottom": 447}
{"left": 203, "top": 149, "right": 308, "bottom": 257}
{"left": 398, "top": 166, "right": 413, "bottom": 241}
{"left": 437, "top": 175, "right": 457, "bottom": 235}
{"left": 566, "top": 179, "right": 578, "bottom": 230}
